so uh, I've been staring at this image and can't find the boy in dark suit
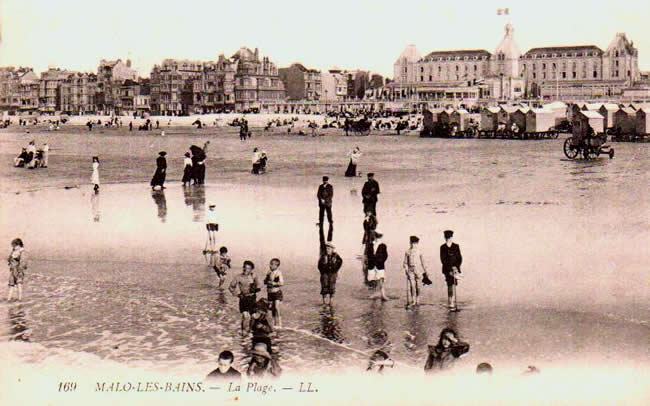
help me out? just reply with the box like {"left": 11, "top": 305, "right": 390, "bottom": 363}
{"left": 440, "top": 230, "right": 462, "bottom": 310}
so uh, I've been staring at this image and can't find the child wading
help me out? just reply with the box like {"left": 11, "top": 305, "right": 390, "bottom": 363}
{"left": 204, "top": 203, "right": 218, "bottom": 252}
{"left": 228, "top": 260, "right": 260, "bottom": 335}
{"left": 7, "top": 238, "right": 28, "bottom": 302}
{"left": 264, "top": 258, "right": 284, "bottom": 327}
{"left": 210, "top": 246, "right": 231, "bottom": 288}
{"left": 403, "top": 236, "right": 430, "bottom": 307}
{"left": 440, "top": 230, "right": 462, "bottom": 310}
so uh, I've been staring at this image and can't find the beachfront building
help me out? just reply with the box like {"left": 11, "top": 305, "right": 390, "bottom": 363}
{"left": 96, "top": 59, "right": 139, "bottom": 114}
{"left": 231, "top": 47, "right": 286, "bottom": 111}
{"left": 150, "top": 59, "right": 204, "bottom": 115}
{"left": 279, "top": 63, "right": 322, "bottom": 101}
{"left": 39, "top": 68, "right": 73, "bottom": 114}
{"left": 0, "top": 67, "right": 38, "bottom": 114}
{"left": 390, "top": 24, "right": 641, "bottom": 103}
{"left": 521, "top": 33, "right": 640, "bottom": 99}
{"left": 59, "top": 72, "right": 98, "bottom": 115}
{"left": 320, "top": 68, "right": 348, "bottom": 102}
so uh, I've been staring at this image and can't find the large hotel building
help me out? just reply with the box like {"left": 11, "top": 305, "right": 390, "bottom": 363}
{"left": 391, "top": 24, "right": 641, "bottom": 103}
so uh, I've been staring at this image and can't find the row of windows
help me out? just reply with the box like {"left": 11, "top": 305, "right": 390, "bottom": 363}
{"left": 424, "top": 55, "right": 489, "bottom": 62}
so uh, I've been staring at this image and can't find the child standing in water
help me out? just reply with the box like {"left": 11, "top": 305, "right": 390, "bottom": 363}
{"left": 7, "top": 238, "right": 27, "bottom": 302}
{"left": 212, "top": 246, "right": 231, "bottom": 288}
{"left": 91, "top": 156, "right": 100, "bottom": 192}
{"left": 205, "top": 203, "right": 218, "bottom": 252}
{"left": 403, "top": 236, "right": 428, "bottom": 307}
{"left": 264, "top": 258, "right": 284, "bottom": 328}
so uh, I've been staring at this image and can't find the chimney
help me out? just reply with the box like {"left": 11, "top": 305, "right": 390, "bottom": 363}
{"left": 255, "top": 48, "right": 259, "bottom": 60}
{"left": 126, "top": 59, "right": 132, "bottom": 68}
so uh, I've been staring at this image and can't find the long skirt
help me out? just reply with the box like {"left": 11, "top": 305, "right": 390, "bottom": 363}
{"left": 182, "top": 165, "right": 193, "bottom": 184}
{"left": 150, "top": 168, "right": 166, "bottom": 187}
{"left": 344, "top": 160, "right": 357, "bottom": 177}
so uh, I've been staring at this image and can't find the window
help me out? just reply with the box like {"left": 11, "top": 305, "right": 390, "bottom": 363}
{"left": 420, "top": 67, "right": 424, "bottom": 73}
{"left": 542, "top": 63, "right": 546, "bottom": 69}
{"left": 429, "top": 75, "right": 432, "bottom": 81}
{"left": 420, "top": 76, "right": 424, "bottom": 81}
{"left": 615, "top": 70, "right": 619, "bottom": 77}
{"left": 474, "top": 65, "right": 477, "bottom": 71}
{"left": 543, "top": 72, "right": 546, "bottom": 79}
{"left": 562, "top": 72, "right": 566, "bottom": 79}
{"left": 615, "top": 50, "right": 619, "bottom": 57}
{"left": 572, "top": 72, "right": 576, "bottom": 78}
{"left": 593, "top": 71, "right": 597, "bottom": 78}
{"left": 456, "top": 65, "right": 459, "bottom": 71}
{"left": 533, "top": 73, "right": 537, "bottom": 79}
{"left": 615, "top": 60, "right": 619, "bottom": 67}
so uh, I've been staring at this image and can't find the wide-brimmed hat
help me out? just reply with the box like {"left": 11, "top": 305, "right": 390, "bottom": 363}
{"left": 159, "top": 151, "right": 167, "bottom": 156}
{"left": 251, "top": 343, "right": 271, "bottom": 359}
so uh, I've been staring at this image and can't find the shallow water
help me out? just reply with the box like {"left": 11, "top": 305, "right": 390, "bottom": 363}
{"left": 0, "top": 129, "right": 648, "bottom": 381}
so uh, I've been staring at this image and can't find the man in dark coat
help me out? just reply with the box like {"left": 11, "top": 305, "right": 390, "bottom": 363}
{"left": 440, "top": 230, "right": 462, "bottom": 310}
{"left": 318, "top": 242, "right": 343, "bottom": 305}
{"left": 317, "top": 176, "right": 334, "bottom": 226}
{"left": 361, "top": 173, "right": 380, "bottom": 216}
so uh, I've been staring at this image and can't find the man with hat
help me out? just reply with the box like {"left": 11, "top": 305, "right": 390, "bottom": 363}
{"left": 247, "top": 342, "right": 282, "bottom": 377}
{"left": 361, "top": 173, "right": 380, "bottom": 216}
{"left": 318, "top": 242, "right": 343, "bottom": 305}
{"left": 440, "top": 230, "right": 462, "bottom": 310}
{"left": 317, "top": 176, "right": 334, "bottom": 227}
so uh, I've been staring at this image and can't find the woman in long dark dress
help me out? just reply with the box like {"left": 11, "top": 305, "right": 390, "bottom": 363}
{"left": 150, "top": 151, "right": 167, "bottom": 189}
{"left": 345, "top": 147, "right": 362, "bottom": 177}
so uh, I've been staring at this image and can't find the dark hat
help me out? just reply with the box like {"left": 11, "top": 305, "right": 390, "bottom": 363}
{"left": 367, "top": 172, "right": 374, "bottom": 177}
{"left": 184, "top": 152, "right": 190, "bottom": 157}
{"left": 159, "top": 151, "right": 167, "bottom": 156}
{"left": 322, "top": 176, "right": 329, "bottom": 182}
{"left": 410, "top": 236, "right": 419, "bottom": 244}
{"left": 255, "top": 298, "right": 269, "bottom": 312}
{"left": 444, "top": 230, "right": 454, "bottom": 239}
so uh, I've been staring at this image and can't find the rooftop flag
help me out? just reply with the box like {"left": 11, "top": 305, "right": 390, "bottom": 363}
{"left": 497, "top": 8, "right": 510, "bottom": 15}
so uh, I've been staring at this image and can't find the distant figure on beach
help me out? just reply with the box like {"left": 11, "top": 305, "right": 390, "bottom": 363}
{"left": 240, "top": 120, "right": 248, "bottom": 141}
{"left": 440, "top": 230, "right": 462, "bottom": 311}
{"left": 129, "top": 121, "right": 133, "bottom": 131}
{"left": 204, "top": 203, "right": 218, "bottom": 252}
{"left": 251, "top": 148, "right": 261, "bottom": 174}
{"left": 229, "top": 260, "right": 260, "bottom": 335}
{"left": 345, "top": 147, "right": 362, "bottom": 177}
{"left": 156, "top": 120, "right": 160, "bottom": 129}
{"left": 361, "top": 173, "right": 380, "bottom": 216}
{"left": 318, "top": 242, "right": 343, "bottom": 305}
{"left": 403, "top": 236, "right": 429, "bottom": 307}
{"left": 150, "top": 151, "right": 167, "bottom": 190}
{"left": 206, "top": 351, "right": 241, "bottom": 381}
{"left": 7, "top": 238, "right": 27, "bottom": 302}
{"left": 317, "top": 176, "right": 334, "bottom": 227}
{"left": 264, "top": 258, "right": 284, "bottom": 328}
{"left": 247, "top": 342, "right": 282, "bottom": 378}
{"left": 41, "top": 143, "right": 49, "bottom": 168}
{"left": 424, "top": 328, "right": 469, "bottom": 373}
{"left": 366, "top": 350, "right": 394, "bottom": 374}
{"left": 13, "top": 148, "right": 27, "bottom": 167}
{"left": 91, "top": 156, "right": 100, "bottom": 192}
{"left": 182, "top": 152, "right": 193, "bottom": 186}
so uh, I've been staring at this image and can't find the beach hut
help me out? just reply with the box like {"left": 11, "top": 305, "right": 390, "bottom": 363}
{"left": 510, "top": 109, "right": 527, "bottom": 132}
{"left": 636, "top": 108, "right": 650, "bottom": 135}
{"left": 525, "top": 109, "right": 555, "bottom": 132}
{"left": 568, "top": 102, "right": 587, "bottom": 122}
{"left": 450, "top": 109, "right": 468, "bottom": 130}
{"left": 573, "top": 110, "right": 604, "bottom": 136}
{"left": 438, "top": 109, "right": 452, "bottom": 125}
{"left": 480, "top": 107, "right": 500, "bottom": 131}
{"left": 583, "top": 103, "right": 602, "bottom": 111}
{"left": 498, "top": 106, "right": 518, "bottom": 126}
{"left": 613, "top": 108, "right": 636, "bottom": 134}
{"left": 598, "top": 103, "right": 619, "bottom": 129}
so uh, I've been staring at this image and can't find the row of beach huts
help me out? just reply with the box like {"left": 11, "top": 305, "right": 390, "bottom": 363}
{"left": 421, "top": 102, "right": 650, "bottom": 141}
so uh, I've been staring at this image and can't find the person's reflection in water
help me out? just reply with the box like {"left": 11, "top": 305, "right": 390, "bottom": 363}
{"left": 8, "top": 305, "right": 30, "bottom": 341}
{"left": 151, "top": 189, "right": 167, "bottom": 223}
{"left": 183, "top": 185, "right": 206, "bottom": 222}
{"left": 90, "top": 192, "right": 101, "bottom": 222}
{"left": 403, "top": 307, "right": 427, "bottom": 352}
{"left": 318, "top": 223, "right": 333, "bottom": 257}
{"left": 316, "top": 304, "right": 345, "bottom": 344}
{"left": 362, "top": 300, "right": 391, "bottom": 350}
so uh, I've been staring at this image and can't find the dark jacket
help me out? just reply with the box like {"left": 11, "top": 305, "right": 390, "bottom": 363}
{"left": 374, "top": 243, "right": 387, "bottom": 270}
{"left": 317, "top": 183, "right": 334, "bottom": 207}
{"left": 362, "top": 215, "right": 378, "bottom": 244}
{"left": 362, "top": 179, "right": 380, "bottom": 203}
{"left": 440, "top": 243, "right": 462, "bottom": 274}
{"left": 318, "top": 252, "right": 343, "bottom": 274}
{"left": 156, "top": 156, "right": 167, "bottom": 170}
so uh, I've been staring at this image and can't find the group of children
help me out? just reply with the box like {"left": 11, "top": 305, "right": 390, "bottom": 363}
{"left": 13, "top": 141, "right": 49, "bottom": 169}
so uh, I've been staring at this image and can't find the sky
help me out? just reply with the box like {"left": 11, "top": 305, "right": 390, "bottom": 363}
{"left": 0, "top": 0, "right": 649, "bottom": 79}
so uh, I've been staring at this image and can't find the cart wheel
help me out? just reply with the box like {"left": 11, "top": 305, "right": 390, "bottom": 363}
{"left": 609, "top": 149, "right": 615, "bottom": 159}
{"left": 563, "top": 138, "right": 579, "bottom": 159}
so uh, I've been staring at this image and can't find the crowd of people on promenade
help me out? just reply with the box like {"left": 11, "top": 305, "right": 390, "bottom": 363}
{"left": 13, "top": 140, "right": 49, "bottom": 169}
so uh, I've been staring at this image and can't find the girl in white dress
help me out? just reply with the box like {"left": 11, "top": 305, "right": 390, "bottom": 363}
{"left": 91, "top": 156, "right": 100, "bottom": 192}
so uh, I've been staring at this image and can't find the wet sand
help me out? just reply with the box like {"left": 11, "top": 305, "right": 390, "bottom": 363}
{"left": 0, "top": 127, "right": 648, "bottom": 403}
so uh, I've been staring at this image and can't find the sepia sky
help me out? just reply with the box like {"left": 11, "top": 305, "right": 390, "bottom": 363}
{"left": 0, "top": 0, "right": 648, "bottom": 78}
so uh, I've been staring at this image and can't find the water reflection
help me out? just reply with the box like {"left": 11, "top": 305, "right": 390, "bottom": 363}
{"left": 90, "top": 191, "right": 101, "bottom": 222}
{"left": 362, "top": 300, "right": 391, "bottom": 351}
{"left": 151, "top": 190, "right": 167, "bottom": 223}
{"left": 316, "top": 305, "right": 345, "bottom": 344}
{"left": 403, "top": 308, "right": 428, "bottom": 352}
{"left": 183, "top": 185, "right": 205, "bottom": 222}
{"left": 318, "top": 223, "right": 333, "bottom": 257}
{"left": 7, "top": 304, "right": 30, "bottom": 341}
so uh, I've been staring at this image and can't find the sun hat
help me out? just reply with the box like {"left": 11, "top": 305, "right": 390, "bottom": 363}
{"left": 251, "top": 343, "right": 272, "bottom": 359}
